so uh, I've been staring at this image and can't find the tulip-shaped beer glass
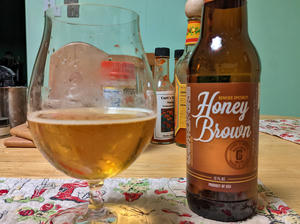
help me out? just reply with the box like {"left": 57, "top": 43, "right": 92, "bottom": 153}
{"left": 27, "top": 4, "right": 156, "bottom": 223}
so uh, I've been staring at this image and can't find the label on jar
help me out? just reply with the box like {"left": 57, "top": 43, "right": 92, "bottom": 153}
{"left": 186, "top": 21, "right": 201, "bottom": 45}
{"left": 123, "top": 87, "right": 136, "bottom": 106}
{"left": 103, "top": 87, "right": 135, "bottom": 107}
{"left": 186, "top": 82, "right": 259, "bottom": 195}
{"left": 103, "top": 87, "right": 122, "bottom": 107}
{"left": 154, "top": 91, "right": 175, "bottom": 140}
{"left": 175, "top": 76, "right": 187, "bottom": 135}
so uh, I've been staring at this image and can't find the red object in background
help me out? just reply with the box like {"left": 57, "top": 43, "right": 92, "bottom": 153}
{"left": 269, "top": 205, "right": 290, "bottom": 215}
{"left": 55, "top": 204, "right": 62, "bottom": 210}
{"left": 154, "top": 189, "right": 168, "bottom": 195}
{"left": 179, "top": 221, "right": 194, "bottom": 224}
{"left": 18, "top": 209, "right": 35, "bottom": 216}
{"left": 40, "top": 203, "right": 54, "bottom": 212}
{"left": 100, "top": 61, "right": 135, "bottom": 80}
{"left": 162, "top": 209, "right": 192, "bottom": 217}
{"left": 50, "top": 182, "right": 88, "bottom": 203}
{"left": 123, "top": 192, "right": 143, "bottom": 202}
{"left": 31, "top": 188, "right": 47, "bottom": 199}
{"left": 0, "top": 189, "right": 9, "bottom": 196}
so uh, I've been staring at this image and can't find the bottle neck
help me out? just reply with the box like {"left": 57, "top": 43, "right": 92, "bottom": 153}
{"left": 185, "top": 43, "right": 196, "bottom": 54}
{"left": 185, "top": 18, "right": 201, "bottom": 47}
{"left": 201, "top": 0, "right": 248, "bottom": 38}
{"left": 154, "top": 57, "right": 170, "bottom": 79}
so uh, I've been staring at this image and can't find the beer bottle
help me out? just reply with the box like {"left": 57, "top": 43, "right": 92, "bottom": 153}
{"left": 186, "top": 0, "right": 260, "bottom": 222}
{"left": 175, "top": 17, "right": 202, "bottom": 148}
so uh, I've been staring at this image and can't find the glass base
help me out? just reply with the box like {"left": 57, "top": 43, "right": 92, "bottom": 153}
{"left": 47, "top": 204, "right": 118, "bottom": 224}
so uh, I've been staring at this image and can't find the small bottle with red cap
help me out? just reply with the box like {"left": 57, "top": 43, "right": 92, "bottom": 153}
{"left": 100, "top": 61, "right": 136, "bottom": 107}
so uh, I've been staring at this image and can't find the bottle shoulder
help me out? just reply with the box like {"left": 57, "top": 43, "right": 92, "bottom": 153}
{"left": 155, "top": 78, "right": 174, "bottom": 91}
{"left": 156, "top": 84, "right": 174, "bottom": 92}
{"left": 189, "top": 36, "right": 261, "bottom": 81}
{"left": 175, "top": 51, "right": 193, "bottom": 84}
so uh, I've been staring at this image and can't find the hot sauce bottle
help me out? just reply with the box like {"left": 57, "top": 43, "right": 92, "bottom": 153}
{"left": 174, "top": 17, "right": 201, "bottom": 148}
{"left": 151, "top": 48, "right": 175, "bottom": 145}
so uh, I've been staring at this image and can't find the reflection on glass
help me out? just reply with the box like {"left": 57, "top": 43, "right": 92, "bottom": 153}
{"left": 211, "top": 36, "right": 222, "bottom": 51}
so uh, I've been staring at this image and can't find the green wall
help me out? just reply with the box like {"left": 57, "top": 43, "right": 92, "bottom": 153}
{"left": 25, "top": 0, "right": 300, "bottom": 116}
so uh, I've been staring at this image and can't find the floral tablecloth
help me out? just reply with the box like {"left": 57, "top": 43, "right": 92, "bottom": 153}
{"left": 259, "top": 119, "right": 300, "bottom": 144}
{"left": 0, "top": 178, "right": 299, "bottom": 224}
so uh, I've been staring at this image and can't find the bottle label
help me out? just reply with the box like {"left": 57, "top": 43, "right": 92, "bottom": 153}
{"left": 103, "top": 87, "right": 135, "bottom": 107}
{"left": 154, "top": 91, "right": 175, "bottom": 140}
{"left": 186, "top": 82, "right": 259, "bottom": 195}
{"left": 175, "top": 76, "right": 187, "bottom": 135}
{"left": 186, "top": 21, "right": 201, "bottom": 45}
{"left": 103, "top": 87, "right": 122, "bottom": 107}
{"left": 123, "top": 87, "right": 136, "bottom": 106}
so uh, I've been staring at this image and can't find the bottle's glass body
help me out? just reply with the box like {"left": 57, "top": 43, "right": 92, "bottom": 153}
{"left": 172, "top": 49, "right": 184, "bottom": 87}
{"left": 186, "top": 0, "right": 260, "bottom": 222}
{"left": 175, "top": 19, "right": 201, "bottom": 147}
{"left": 152, "top": 54, "right": 175, "bottom": 144}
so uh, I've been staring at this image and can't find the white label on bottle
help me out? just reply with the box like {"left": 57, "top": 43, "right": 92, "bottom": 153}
{"left": 154, "top": 91, "right": 175, "bottom": 140}
{"left": 103, "top": 87, "right": 122, "bottom": 107}
{"left": 104, "top": 87, "right": 136, "bottom": 107}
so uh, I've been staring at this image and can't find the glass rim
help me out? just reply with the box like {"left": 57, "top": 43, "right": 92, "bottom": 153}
{"left": 45, "top": 3, "right": 140, "bottom": 26}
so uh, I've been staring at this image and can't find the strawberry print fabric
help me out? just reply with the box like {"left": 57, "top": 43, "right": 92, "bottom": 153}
{"left": 0, "top": 178, "right": 299, "bottom": 223}
{"left": 259, "top": 119, "right": 300, "bottom": 144}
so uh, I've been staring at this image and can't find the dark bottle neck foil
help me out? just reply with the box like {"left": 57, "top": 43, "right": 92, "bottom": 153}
{"left": 201, "top": 0, "right": 248, "bottom": 37}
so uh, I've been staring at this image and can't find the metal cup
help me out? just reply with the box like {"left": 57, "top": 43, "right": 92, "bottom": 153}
{"left": 0, "top": 87, "right": 27, "bottom": 127}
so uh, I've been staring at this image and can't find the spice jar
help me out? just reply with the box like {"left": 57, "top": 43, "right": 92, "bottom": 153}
{"left": 100, "top": 61, "right": 136, "bottom": 107}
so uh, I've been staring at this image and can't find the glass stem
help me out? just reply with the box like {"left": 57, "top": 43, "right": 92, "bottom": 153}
{"left": 88, "top": 180, "right": 104, "bottom": 211}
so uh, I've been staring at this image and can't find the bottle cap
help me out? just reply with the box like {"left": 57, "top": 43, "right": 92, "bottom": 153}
{"left": 174, "top": 49, "right": 184, "bottom": 59}
{"left": 185, "top": 0, "right": 204, "bottom": 18}
{"left": 155, "top": 48, "right": 170, "bottom": 57}
{"left": 100, "top": 61, "right": 135, "bottom": 80}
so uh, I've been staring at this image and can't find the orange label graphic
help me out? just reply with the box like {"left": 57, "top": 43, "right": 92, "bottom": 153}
{"left": 175, "top": 76, "right": 187, "bottom": 135}
{"left": 186, "top": 82, "right": 259, "bottom": 195}
{"left": 186, "top": 21, "right": 201, "bottom": 45}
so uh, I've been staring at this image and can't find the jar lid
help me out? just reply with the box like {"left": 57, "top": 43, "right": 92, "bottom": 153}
{"left": 155, "top": 47, "right": 170, "bottom": 57}
{"left": 0, "top": 117, "right": 9, "bottom": 126}
{"left": 185, "top": 0, "right": 204, "bottom": 18}
{"left": 174, "top": 49, "right": 184, "bottom": 59}
{"left": 100, "top": 61, "right": 135, "bottom": 80}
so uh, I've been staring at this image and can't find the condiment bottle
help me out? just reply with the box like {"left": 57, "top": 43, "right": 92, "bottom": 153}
{"left": 151, "top": 47, "right": 175, "bottom": 144}
{"left": 174, "top": 2, "right": 203, "bottom": 147}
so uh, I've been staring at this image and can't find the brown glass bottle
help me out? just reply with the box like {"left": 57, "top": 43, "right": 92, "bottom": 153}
{"left": 186, "top": 0, "right": 260, "bottom": 222}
